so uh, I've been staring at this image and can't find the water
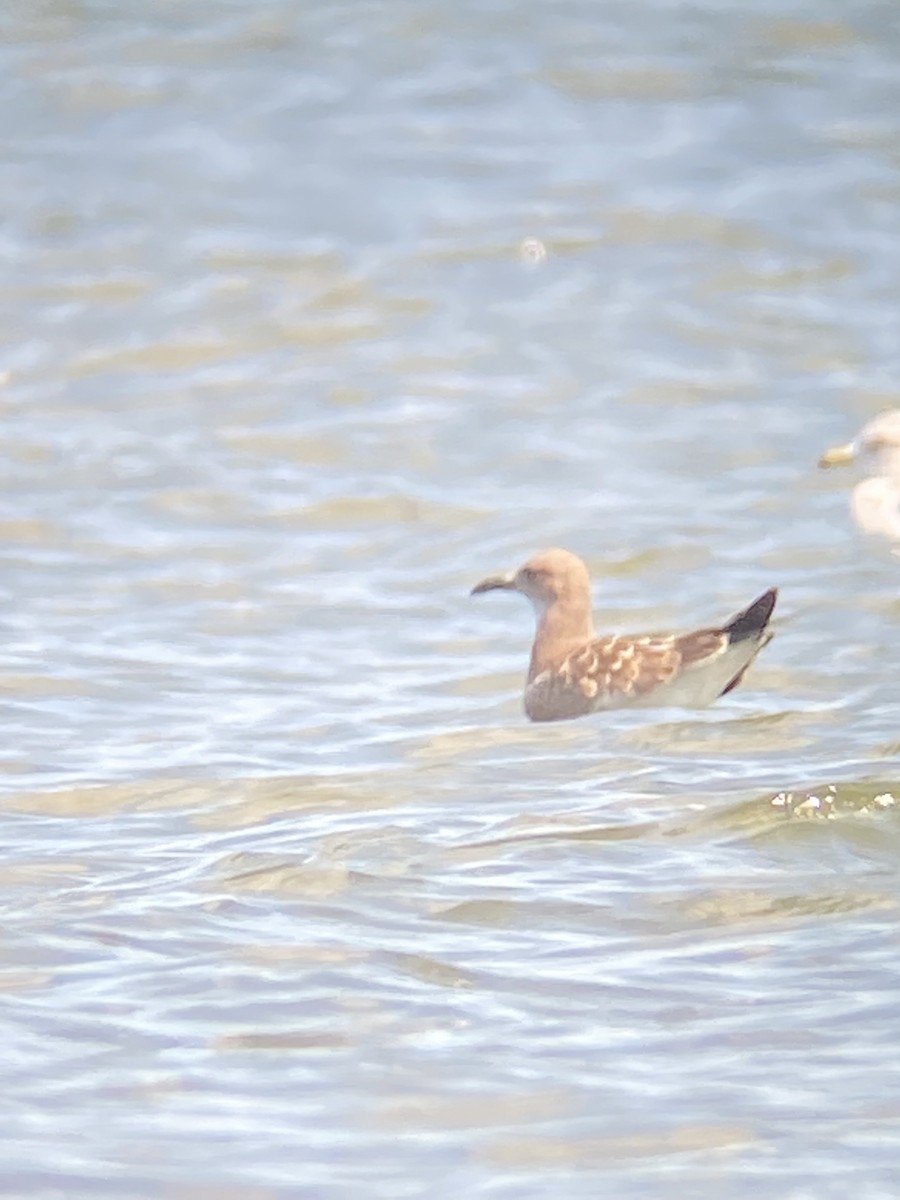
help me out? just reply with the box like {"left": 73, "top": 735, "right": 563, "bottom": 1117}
{"left": 2, "top": 0, "right": 900, "bottom": 1196}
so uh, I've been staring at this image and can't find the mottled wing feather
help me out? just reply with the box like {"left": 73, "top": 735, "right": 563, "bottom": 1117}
{"left": 672, "top": 628, "right": 729, "bottom": 668}
{"left": 562, "top": 629, "right": 727, "bottom": 703}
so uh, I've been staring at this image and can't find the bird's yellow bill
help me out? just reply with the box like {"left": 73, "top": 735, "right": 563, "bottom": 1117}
{"left": 818, "top": 441, "right": 857, "bottom": 468}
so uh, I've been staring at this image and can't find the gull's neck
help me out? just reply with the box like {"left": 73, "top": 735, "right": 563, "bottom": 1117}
{"left": 527, "top": 593, "right": 595, "bottom": 682}
{"left": 853, "top": 476, "right": 900, "bottom": 541}
{"left": 876, "top": 446, "right": 900, "bottom": 481}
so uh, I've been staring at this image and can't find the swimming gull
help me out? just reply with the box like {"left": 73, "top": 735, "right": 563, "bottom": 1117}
{"left": 819, "top": 410, "right": 900, "bottom": 543}
{"left": 471, "top": 548, "right": 777, "bottom": 722}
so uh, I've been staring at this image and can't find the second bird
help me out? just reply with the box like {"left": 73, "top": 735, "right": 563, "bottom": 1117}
{"left": 472, "top": 548, "right": 777, "bottom": 722}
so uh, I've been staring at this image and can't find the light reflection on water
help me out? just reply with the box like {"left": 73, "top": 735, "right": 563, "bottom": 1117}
{"left": 2, "top": 0, "right": 900, "bottom": 1196}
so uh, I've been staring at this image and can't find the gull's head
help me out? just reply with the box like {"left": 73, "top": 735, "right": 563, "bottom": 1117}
{"left": 471, "top": 547, "right": 591, "bottom": 615}
{"left": 819, "top": 410, "right": 900, "bottom": 472}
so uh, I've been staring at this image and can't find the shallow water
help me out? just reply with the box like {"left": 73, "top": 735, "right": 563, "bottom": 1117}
{"left": 2, "top": 1, "right": 900, "bottom": 1196}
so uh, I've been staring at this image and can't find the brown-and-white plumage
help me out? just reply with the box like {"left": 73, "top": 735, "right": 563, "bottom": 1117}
{"left": 471, "top": 548, "right": 777, "bottom": 722}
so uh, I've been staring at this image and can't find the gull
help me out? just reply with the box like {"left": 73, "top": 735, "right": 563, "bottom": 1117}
{"left": 818, "top": 410, "right": 900, "bottom": 544}
{"left": 471, "top": 548, "right": 777, "bottom": 722}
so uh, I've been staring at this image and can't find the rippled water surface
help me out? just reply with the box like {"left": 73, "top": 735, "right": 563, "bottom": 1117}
{"left": 3, "top": 1, "right": 900, "bottom": 1196}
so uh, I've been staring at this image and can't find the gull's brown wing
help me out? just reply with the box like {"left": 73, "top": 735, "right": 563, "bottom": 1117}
{"left": 560, "top": 630, "right": 726, "bottom": 705}
{"left": 524, "top": 589, "right": 777, "bottom": 721}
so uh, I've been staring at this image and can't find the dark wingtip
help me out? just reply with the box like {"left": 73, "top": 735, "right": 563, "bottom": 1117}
{"left": 724, "top": 587, "right": 778, "bottom": 644}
